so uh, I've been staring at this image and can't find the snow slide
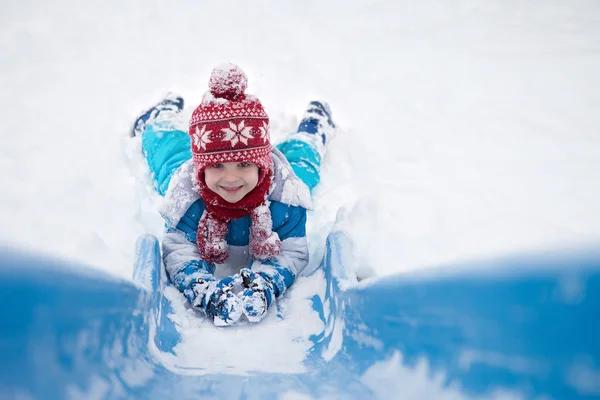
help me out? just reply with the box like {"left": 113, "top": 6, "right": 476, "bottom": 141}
{"left": 1, "top": 230, "right": 599, "bottom": 400}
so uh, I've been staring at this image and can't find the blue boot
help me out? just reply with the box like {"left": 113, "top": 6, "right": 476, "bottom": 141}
{"left": 131, "top": 93, "right": 184, "bottom": 137}
{"left": 276, "top": 101, "right": 336, "bottom": 192}
{"left": 297, "top": 101, "right": 336, "bottom": 145}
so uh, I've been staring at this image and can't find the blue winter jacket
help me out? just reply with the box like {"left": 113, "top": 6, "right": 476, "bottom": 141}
{"left": 159, "top": 148, "right": 312, "bottom": 298}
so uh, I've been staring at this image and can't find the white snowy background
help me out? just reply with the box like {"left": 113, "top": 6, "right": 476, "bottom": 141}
{"left": 2, "top": 0, "right": 598, "bottom": 279}
{"left": 1, "top": 0, "right": 600, "bottom": 397}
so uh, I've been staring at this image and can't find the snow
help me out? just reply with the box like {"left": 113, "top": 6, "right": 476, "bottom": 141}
{"left": 458, "top": 350, "right": 550, "bottom": 377}
{"left": 566, "top": 360, "right": 600, "bottom": 396}
{"left": 1, "top": 0, "right": 600, "bottom": 393}
{"left": 66, "top": 376, "right": 111, "bottom": 400}
{"left": 150, "top": 272, "right": 325, "bottom": 375}
{"left": 360, "top": 352, "right": 525, "bottom": 400}
{"left": 158, "top": 162, "right": 192, "bottom": 222}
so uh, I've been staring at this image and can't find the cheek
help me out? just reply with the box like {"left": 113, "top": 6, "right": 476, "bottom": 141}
{"left": 246, "top": 167, "right": 259, "bottom": 188}
{"left": 203, "top": 170, "right": 218, "bottom": 189}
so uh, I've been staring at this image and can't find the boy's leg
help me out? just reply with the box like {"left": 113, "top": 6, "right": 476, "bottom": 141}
{"left": 134, "top": 94, "right": 192, "bottom": 196}
{"left": 276, "top": 101, "right": 335, "bottom": 192}
{"left": 141, "top": 125, "right": 191, "bottom": 196}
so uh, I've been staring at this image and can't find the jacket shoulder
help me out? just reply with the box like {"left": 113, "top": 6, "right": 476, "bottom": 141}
{"left": 160, "top": 160, "right": 201, "bottom": 227}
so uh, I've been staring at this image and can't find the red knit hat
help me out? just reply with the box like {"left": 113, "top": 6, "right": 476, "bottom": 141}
{"left": 189, "top": 64, "right": 272, "bottom": 172}
{"left": 189, "top": 64, "right": 281, "bottom": 264}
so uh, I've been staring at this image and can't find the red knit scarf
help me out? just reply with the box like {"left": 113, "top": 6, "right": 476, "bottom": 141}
{"left": 196, "top": 166, "right": 281, "bottom": 264}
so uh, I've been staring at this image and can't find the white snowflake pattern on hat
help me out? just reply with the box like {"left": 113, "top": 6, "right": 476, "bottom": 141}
{"left": 257, "top": 121, "right": 269, "bottom": 143}
{"left": 193, "top": 125, "right": 212, "bottom": 150}
{"left": 222, "top": 120, "right": 253, "bottom": 147}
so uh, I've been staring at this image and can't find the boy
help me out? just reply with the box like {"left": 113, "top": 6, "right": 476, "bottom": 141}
{"left": 133, "top": 64, "right": 335, "bottom": 326}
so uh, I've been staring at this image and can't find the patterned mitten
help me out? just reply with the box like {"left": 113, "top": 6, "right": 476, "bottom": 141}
{"left": 237, "top": 268, "right": 276, "bottom": 323}
{"left": 190, "top": 275, "right": 243, "bottom": 326}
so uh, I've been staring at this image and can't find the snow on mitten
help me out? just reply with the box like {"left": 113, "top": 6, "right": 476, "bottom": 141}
{"left": 191, "top": 275, "right": 243, "bottom": 326}
{"left": 238, "top": 268, "right": 275, "bottom": 323}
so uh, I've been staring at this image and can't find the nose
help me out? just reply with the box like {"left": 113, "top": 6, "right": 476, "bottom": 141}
{"left": 221, "top": 168, "right": 239, "bottom": 183}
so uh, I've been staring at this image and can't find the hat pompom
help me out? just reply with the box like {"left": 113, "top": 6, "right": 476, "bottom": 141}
{"left": 208, "top": 63, "right": 248, "bottom": 101}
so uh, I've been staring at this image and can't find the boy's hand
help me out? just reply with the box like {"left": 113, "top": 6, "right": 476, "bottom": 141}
{"left": 237, "top": 268, "right": 275, "bottom": 323}
{"left": 190, "top": 276, "right": 243, "bottom": 326}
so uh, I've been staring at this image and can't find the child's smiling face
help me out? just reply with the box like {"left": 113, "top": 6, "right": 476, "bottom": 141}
{"left": 204, "top": 161, "right": 259, "bottom": 203}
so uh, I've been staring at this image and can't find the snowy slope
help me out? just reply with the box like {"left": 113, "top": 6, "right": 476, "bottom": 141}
{"left": 1, "top": 0, "right": 599, "bottom": 282}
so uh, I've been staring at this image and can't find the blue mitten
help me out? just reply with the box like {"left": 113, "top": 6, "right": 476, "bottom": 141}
{"left": 189, "top": 275, "right": 243, "bottom": 326}
{"left": 171, "top": 260, "right": 243, "bottom": 327}
{"left": 237, "top": 268, "right": 276, "bottom": 323}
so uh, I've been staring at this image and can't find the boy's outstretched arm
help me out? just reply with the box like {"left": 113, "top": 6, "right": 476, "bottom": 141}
{"left": 162, "top": 228, "right": 214, "bottom": 300}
